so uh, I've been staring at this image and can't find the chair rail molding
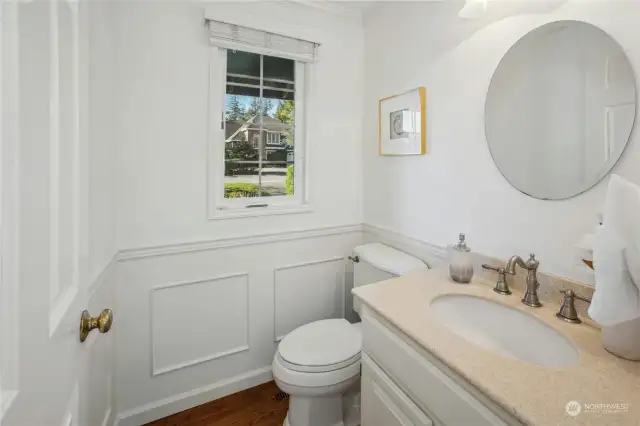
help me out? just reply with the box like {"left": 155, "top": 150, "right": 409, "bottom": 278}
{"left": 117, "top": 224, "right": 363, "bottom": 261}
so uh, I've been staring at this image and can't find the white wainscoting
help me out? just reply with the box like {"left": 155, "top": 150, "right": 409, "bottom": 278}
{"left": 114, "top": 225, "right": 363, "bottom": 426}
{"left": 274, "top": 258, "right": 345, "bottom": 342}
{"left": 151, "top": 273, "right": 250, "bottom": 376}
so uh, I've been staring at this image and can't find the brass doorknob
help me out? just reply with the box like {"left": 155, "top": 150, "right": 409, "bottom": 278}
{"left": 79, "top": 309, "right": 113, "bottom": 343}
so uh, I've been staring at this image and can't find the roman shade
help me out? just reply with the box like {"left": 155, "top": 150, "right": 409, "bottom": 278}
{"left": 207, "top": 20, "right": 319, "bottom": 63}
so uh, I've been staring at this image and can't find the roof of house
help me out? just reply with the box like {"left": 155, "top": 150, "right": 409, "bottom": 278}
{"left": 225, "top": 121, "right": 245, "bottom": 140}
{"left": 225, "top": 115, "right": 291, "bottom": 142}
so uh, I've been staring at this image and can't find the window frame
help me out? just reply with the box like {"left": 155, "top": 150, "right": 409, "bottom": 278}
{"left": 207, "top": 47, "right": 309, "bottom": 219}
{"left": 266, "top": 131, "right": 281, "bottom": 146}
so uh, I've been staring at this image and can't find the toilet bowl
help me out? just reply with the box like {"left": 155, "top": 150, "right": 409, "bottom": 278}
{"left": 272, "top": 319, "right": 362, "bottom": 426}
{"left": 272, "top": 243, "right": 428, "bottom": 426}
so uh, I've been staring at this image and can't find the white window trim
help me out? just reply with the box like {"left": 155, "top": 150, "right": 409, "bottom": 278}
{"left": 266, "top": 131, "right": 281, "bottom": 146}
{"left": 207, "top": 48, "right": 310, "bottom": 220}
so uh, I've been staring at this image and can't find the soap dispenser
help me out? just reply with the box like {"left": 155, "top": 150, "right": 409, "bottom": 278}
{"left": 449, "top": 233, "right": 474, "bottom": 283}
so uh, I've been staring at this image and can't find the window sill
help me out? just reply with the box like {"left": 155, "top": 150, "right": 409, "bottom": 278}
{"left": 209, "top": 203, "right": 313, "bottom": 220}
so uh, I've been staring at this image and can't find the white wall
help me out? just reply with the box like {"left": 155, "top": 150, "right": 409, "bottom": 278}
{"left": 110, "top": 2, "right": 365, "bottom": 423}
{"left": 114, "top": 1, "right": 364, "bottom": 250}
{"left": 363, "top": 0, "right": 640, "bottom": 284}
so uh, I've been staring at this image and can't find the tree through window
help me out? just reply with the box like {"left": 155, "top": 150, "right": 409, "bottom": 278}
{"left": 224, "top": 50, "right": 296, "bottom": 200}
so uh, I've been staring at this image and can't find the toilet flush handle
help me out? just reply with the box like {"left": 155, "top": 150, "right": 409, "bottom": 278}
{"left": 348, "top": 256, "right": 359, "bottom": 263}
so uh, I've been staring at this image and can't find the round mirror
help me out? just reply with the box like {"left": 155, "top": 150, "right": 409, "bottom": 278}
{"left": 485, "top": 21, "right": 636, "bottom": 200}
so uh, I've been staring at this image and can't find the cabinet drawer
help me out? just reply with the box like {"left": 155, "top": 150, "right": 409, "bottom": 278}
{"left": 362, "top": 310, "right": 515, "bottom": 426}
{"left": 362, "top": 353, "right": 433, "bottom": 426}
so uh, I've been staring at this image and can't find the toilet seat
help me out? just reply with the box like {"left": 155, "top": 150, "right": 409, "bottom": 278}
{"left": 273, "top": 319, "right": 362, "bottom": 388}
{"left": 277, "top": 319, "right": 362, "bottom": 373}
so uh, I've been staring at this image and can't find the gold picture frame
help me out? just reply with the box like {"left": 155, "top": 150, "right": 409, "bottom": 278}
{"left": 378, "top": 87, "right": 426, "bottom": 156}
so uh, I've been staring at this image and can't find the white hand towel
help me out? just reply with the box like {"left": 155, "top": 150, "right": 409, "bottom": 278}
{"left": 589, "top": 225, "right": 640, "bottom": 325}
{"left": 589, "top": 175, "right": 640, "bottom": 326}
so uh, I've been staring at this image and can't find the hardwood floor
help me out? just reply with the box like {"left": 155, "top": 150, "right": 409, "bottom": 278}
{"left": 143, "top": 381, "right": 288, "bottom": 426}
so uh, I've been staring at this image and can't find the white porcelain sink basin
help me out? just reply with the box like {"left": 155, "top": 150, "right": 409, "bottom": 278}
{"left": 430, "top": 294, "right": 579, "bottom": 368}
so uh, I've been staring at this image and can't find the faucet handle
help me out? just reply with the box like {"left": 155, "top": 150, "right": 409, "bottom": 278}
{"left": 482, "top": 264, "right": 501, "bottom": 272}
{"left": 559, "top": 289, "right": 592, "bottom": 302}
{"left": 557, "top": 289, "right": 591, "bottom": 324}
{"left": 482, "top": 264, "right": 511, "bottom": 295}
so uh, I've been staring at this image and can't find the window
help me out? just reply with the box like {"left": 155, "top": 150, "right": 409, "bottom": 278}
{"left": 205, "top": 20, "right": 317, "bottom": 218}
{"left": 215, "top": 48, "right": 306, "bottom": 213}
{"left": 266, "top": 131, "right": 281, "bottom": 145}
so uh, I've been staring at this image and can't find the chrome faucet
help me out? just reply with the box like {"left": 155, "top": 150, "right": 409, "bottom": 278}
{"left": 505, "top": 253, "right": 541, "bottom": 307}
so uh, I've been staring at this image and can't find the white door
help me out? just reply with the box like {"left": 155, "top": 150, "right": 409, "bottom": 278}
{"left": 585, "top": 29, "right": 636, "bottom": 179}
{"left": 1, "top": 2, "right": 114, "bottom": 426}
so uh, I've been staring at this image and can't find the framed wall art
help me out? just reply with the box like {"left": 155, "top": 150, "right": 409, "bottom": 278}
{"left": 378, "top": 87, "right": 426, "bottom": 156}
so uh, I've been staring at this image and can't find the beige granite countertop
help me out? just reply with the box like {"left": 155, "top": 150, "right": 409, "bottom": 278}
{"left": 352, "top": 267, "right": 640, "bottom": 426}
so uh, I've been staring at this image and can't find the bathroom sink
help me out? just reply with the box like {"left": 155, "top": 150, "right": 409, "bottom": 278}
{"left": 430, "top": 295, "right": 579, "bottom": 368}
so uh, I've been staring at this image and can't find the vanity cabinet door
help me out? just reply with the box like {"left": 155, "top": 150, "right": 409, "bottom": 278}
{"left": 362, "top": 310, "right": 517, "bottom": 426}
{"left": 362, "top": 353, "right": 433, "bottom": 426}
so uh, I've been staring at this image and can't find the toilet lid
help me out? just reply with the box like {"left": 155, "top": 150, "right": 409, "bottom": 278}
{"left": 278, "top": 319, "right": 362, "bottom": 373}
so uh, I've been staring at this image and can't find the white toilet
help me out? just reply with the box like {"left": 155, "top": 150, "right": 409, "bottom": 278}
{"left": 272, "top": 243, "right": 428, "bottom": 426}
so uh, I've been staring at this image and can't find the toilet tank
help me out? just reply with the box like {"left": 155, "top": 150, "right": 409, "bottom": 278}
{"left": 352, "top": 243, "right": 427, "bottom": 314}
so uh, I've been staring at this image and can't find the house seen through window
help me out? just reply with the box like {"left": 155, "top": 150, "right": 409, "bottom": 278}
{"left": 224, "top": 50, "right": 297, "bottom": 200}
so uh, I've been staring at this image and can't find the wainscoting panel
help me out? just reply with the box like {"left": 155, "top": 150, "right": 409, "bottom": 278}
{"left": 274, "top": 258, "right": 345, "bottom": 342}
{"left": 150, "top": 273, "right": 249, "bottom": 376}
{"left": 114, "top": 227, "right": 363, "bottom": 425}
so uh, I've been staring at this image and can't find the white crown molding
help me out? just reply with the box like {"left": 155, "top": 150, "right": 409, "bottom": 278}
{"left": 279, "top": 0, "right": 366, "bottom": 22}
{"left": 117, "top": 223, "right": 363, "bottom": 261}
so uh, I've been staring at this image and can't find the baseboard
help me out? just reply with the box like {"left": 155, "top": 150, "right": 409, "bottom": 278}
{"left": 362, "top": 223, "right": 448, "bottom": 268}
{"left": 113, "top": 366, "right": 273, "bottom": 426}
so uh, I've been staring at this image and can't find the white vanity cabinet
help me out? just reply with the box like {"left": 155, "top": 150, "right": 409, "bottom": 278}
{"left": 360, "top": 307, "right": 523, "bottom": 426}
{"left": 362, "top": 353, "right": 433, "bottom": 426}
